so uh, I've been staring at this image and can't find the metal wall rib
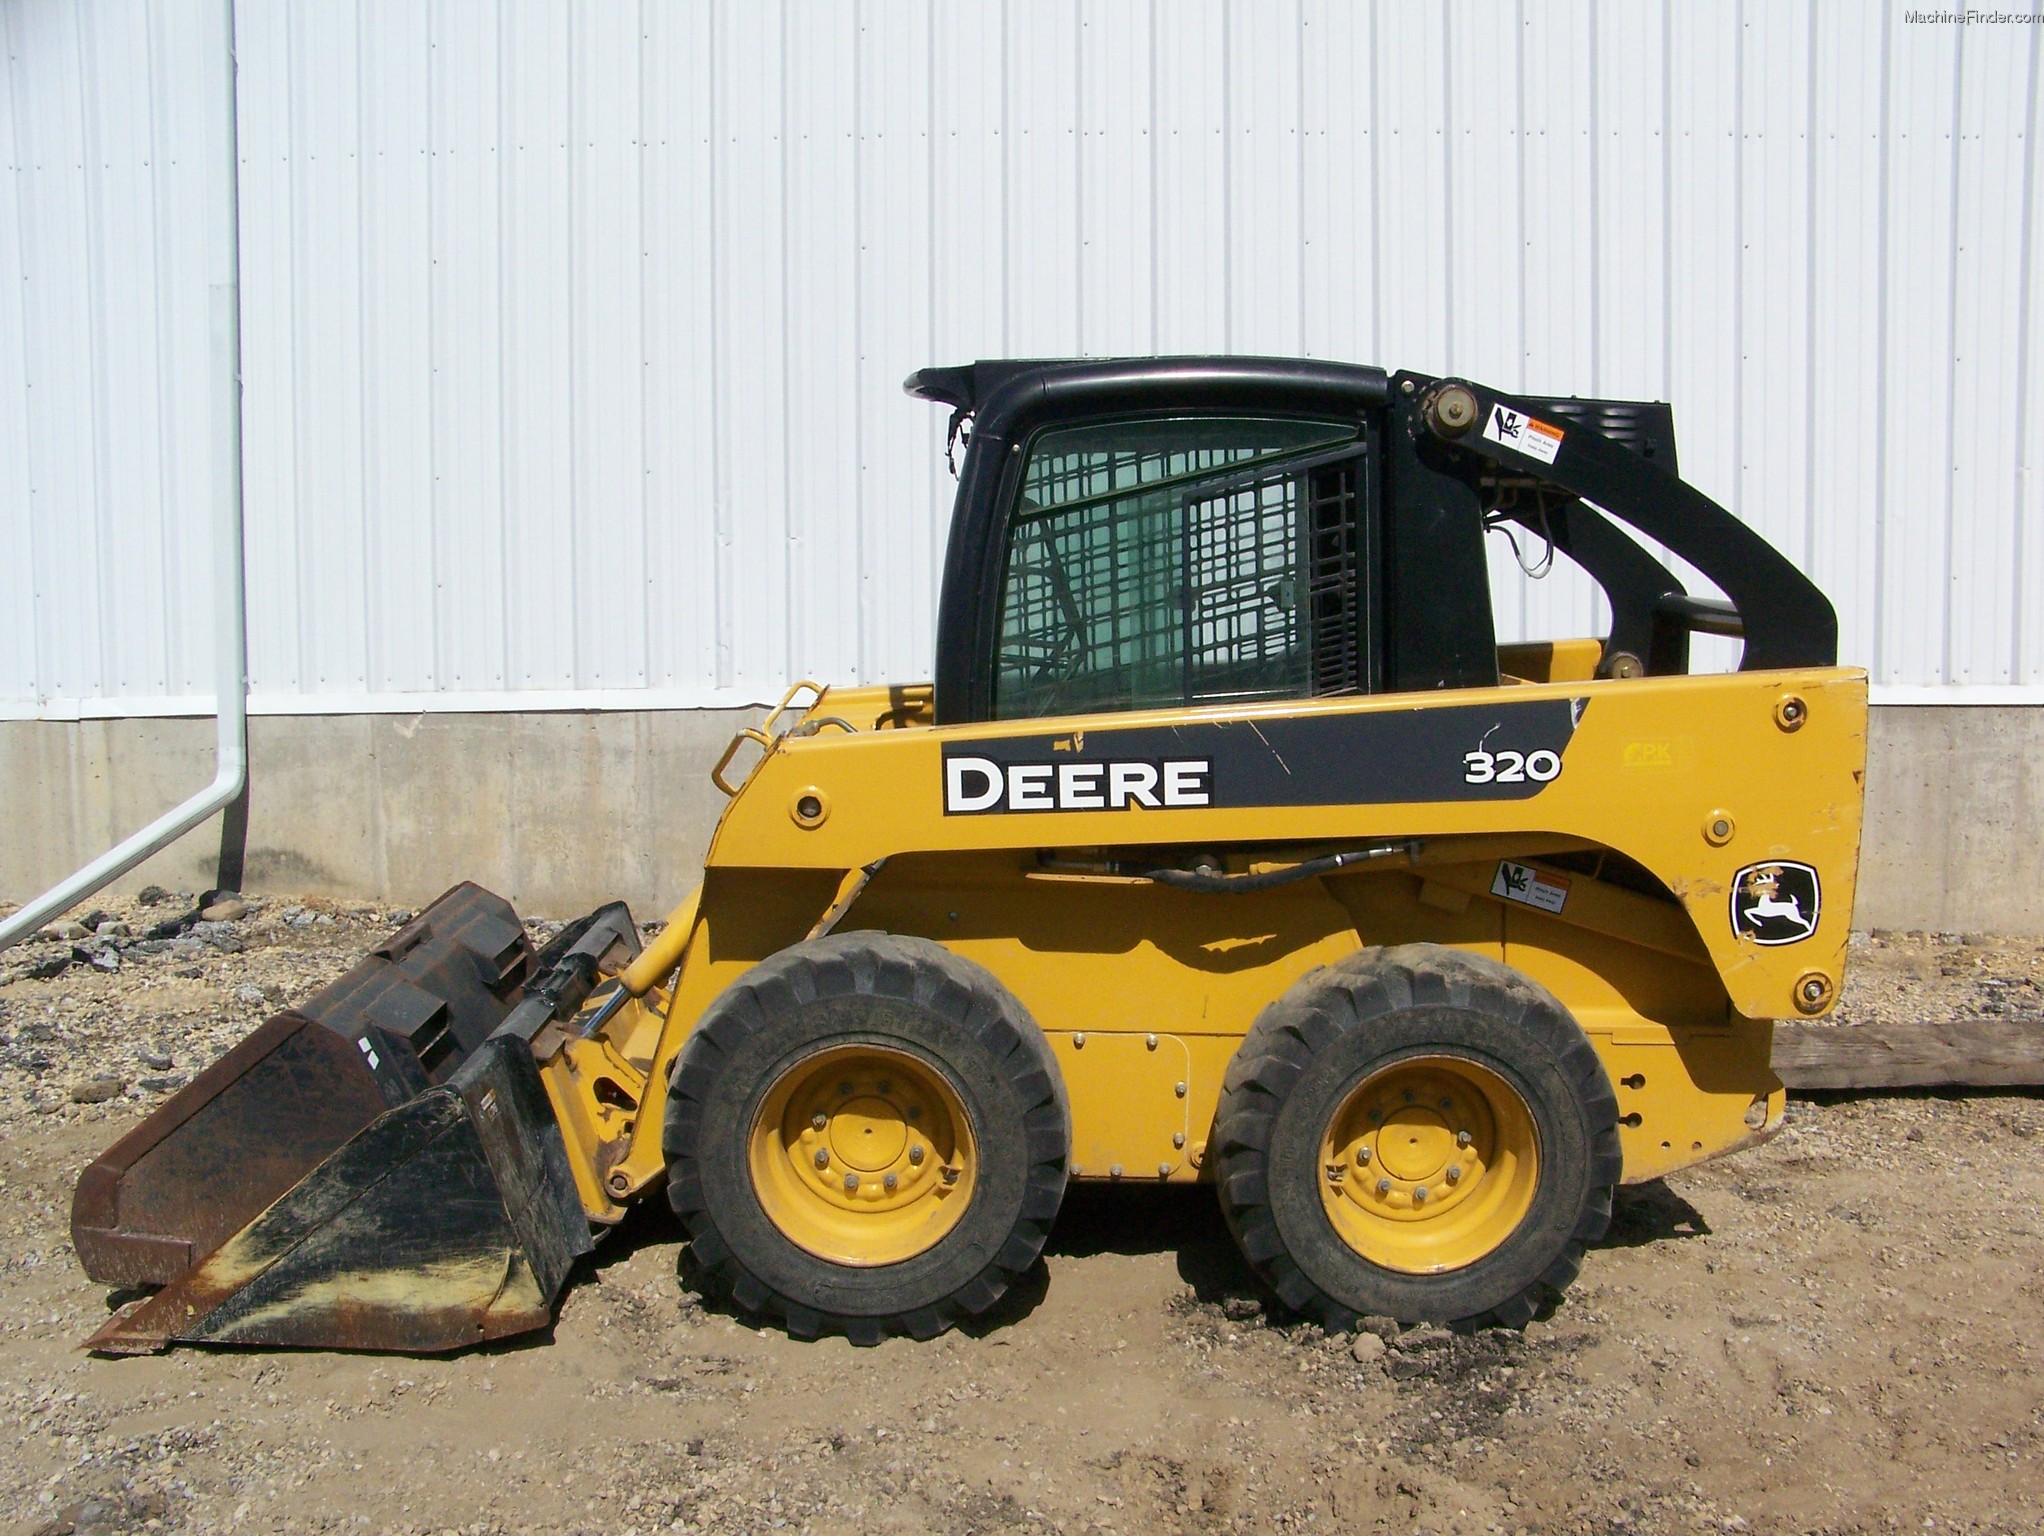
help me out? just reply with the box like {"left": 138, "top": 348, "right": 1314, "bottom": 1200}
{"left": 4, "top": 0, "right": 2041, "bottom": 715}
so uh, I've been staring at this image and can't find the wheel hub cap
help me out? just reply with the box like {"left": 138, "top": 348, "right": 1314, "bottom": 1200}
{"left": 749, "top": 1044, "right": 977, "bottom": 1267}
{"left": 829, "top": 1097, "right": 909, "bottom": 1172}
{"left": 1375, "top": 1107, "right": 1454, "bottom": 1182}
{"left": 1318, "top": 1055, "right": 1540, "bottom": 1275}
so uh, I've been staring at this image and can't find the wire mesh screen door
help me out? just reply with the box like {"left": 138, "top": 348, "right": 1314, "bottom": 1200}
{"left": 1181, "top": 449, "right": 1372, "bottom": 704}
{"left": 1180, "top": 466, "right": 1310, "bottom": 703}
{"left": 996, "top": 432, "right": 1370, "bottom": 719}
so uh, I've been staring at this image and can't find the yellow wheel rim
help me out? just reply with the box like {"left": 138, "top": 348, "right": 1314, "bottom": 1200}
{"left": 748, "top": 1044, "right": 977, "bottom": 1266}
{"left": 1317, "top": 1055, "right": 1539, "bottom": 1275}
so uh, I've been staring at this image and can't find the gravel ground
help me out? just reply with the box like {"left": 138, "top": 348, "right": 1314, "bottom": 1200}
{"left": 0, "top": 895, "right": 2040, "bottom": 1535}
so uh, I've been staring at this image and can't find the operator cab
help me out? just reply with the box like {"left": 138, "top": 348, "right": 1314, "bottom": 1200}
{"left": 908, "top": 358, "right": 1835, "bottom": 728}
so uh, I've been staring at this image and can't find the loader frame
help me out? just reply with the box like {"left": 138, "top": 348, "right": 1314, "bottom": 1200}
{"left": 569, "top": 362, "right": 1863, "bottom": 1223}
{"left": 73, "top": 357, "right": 1868, "bottom": 1352}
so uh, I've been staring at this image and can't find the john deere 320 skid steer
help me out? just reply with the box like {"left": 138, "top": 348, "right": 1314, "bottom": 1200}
{"left": 70, "top": 359, "right": 1865, "bottom": 1350}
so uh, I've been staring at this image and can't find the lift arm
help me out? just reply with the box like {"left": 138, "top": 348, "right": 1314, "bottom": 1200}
{"left": 1413, "top": 374, "right": 1837, "bottom": 673}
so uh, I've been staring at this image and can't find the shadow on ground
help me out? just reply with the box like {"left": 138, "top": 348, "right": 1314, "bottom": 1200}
{"left": 589, "top": 1176, "right": 1705, "bottom": 1341}
{"left": 650, "top": 1180, "right": 1267, "bottom": 1339}
{"left": 1600, "top": 1179, "right": 1711, "bottom": 1249}
{"left": 1046, "top": 1182, "right": 1266, "bottom": 1308}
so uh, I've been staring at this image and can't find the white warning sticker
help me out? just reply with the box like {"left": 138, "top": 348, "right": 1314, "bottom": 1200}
{"left": 1481, "top": 403, "right": 1565, "bottom": 465}
{"left": 1493, "top": 860, "right": 1570, "bottom": 914}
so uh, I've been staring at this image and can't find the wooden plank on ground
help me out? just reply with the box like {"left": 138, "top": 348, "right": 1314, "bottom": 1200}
{"left": 1772, "top": 1017, "right": 2044, "bottom": 1092}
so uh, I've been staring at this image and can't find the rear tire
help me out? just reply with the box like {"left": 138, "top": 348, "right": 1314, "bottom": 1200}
{"left": 663, "top": 933, "right": 1068, "bottom": 1343}
{"left": 1213, "top": 944, "right": 1620, "bottom": 1330}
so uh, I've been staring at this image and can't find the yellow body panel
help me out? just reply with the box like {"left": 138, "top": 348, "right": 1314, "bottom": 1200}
{"left": 1497, "top": 637, "right": 1605, "bottom": 684}
{"left": 1046, "top": 1032, "right": 1195, "bottom": 1179}
{"left": 708, "top": 669, "right": 1866, "bottom": 1021}
{"left": 545, "top": 663, "right": 1865, "bottom": 1211}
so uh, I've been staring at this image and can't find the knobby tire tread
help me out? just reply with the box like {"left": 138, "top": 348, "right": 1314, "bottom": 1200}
{"left": 663, "top": 932, "right": 1068, "bottom": 1343}
{"left": 1214, "top": 944, "right": 1621, "bottom": 1332}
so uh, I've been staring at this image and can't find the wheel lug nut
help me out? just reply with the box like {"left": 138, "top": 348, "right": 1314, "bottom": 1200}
{"left": 877, "top": 1080, "right": 891, "bottom": 1094}
{"left": 843, "top": 1173, "right": 859, "bottom": 1192}
{"left": 1402, "top": 1090, "right": 1415, "bottom": 1104}
{"left": 941, "top": 1166, "right": 960, "bottom": 1184}
{"left": 812, "top": 1112, "right": 828, "bottom": 1130}
{"left": 1438, "top": 1097, "right": 1453, "bottom": 1111}
{"left": 909, "top": 1144, "right": 925, "bottom": 1165}
{"left": 1456, "top": 1130, "right": 1473, "bottom": 1147}
{"left": 1415, "top": 1185, "right": 1429, "bottom": 1202}
{"left": 1376, "top": 1178, "right": 1392, "bottom": 1195}
{"left": 1446, "top": 1165, "right": 1462, "bottom": 1184}
{"left": 838, "top": 1081, "right": 853, "bottom": 1096}
{"left": 883, "top": 1172, "right": 898, "bottom": 1191}
{"left": 814, "top": 1149, "right": 830, "bottom": 1169}
{"left": 1356, "top": 1146, "right": 1372, "bottom": 1165}
{"left": 907, "top": 1105, "right": 922, "bottom": 1121}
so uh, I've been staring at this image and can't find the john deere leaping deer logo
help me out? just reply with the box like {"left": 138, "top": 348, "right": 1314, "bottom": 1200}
{"left": 1730, "top": 861, "right": 1821, "bottom": 946}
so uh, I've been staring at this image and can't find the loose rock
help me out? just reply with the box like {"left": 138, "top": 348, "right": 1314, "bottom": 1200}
{"left": 1392, "top": 1324, "right": 1454, "bottom": 1352}
{"left": 143, "top": 912, "right": 198, "bottom": 941}
{"left": 199, "top": 895, "right": 247, "bottom": 923}
{"left": 1350, "top": 1330, "right": 1388, "bottom": 1364}
{"left": 67, "top": 1077, "right": 127, "bottom": 1104}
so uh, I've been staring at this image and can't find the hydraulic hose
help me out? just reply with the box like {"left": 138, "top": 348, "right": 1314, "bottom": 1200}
{"left": 1041, "top": 841, "right": 1422, "bottom": 894}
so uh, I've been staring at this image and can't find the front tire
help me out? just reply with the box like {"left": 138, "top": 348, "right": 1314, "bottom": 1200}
{"left": 1213, "top": 944, "right": 1621, "bottom": 1330}
{"left": 663, "top": 933, "right": 1069, "bottom": 1343}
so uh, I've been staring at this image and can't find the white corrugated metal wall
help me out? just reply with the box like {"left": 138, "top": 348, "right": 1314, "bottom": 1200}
{"left": 4, "top": 0, "right": 2041, "bottom": 717}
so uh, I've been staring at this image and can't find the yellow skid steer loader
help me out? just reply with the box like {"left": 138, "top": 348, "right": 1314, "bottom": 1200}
{"left": 71, "top": 360, "right": 1865, "bottom": 1350}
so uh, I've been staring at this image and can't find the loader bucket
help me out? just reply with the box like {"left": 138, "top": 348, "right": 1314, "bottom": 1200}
{"left": 72, "top": 883, "right": 535, "bottom": 1289}
{"left": 70, "top": 882, "right": 609, "bottom": 1354}
{"left": 84, "top": 1033, "right": 593, "bottom": 1353}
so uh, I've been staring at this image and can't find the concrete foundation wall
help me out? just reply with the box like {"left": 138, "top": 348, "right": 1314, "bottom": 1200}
{"left": 3, "top": 705, "right": 2039, "bottom": 932}
{"left": 0, "top": 710, "right": 757, "bottom": 922}
{"left": 1858, "top": 706, "right": 2044, "bottom": 935}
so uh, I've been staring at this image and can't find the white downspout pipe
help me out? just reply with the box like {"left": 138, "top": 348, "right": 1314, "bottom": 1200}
{"left": 0, "top": 0, "right": 247, "bottom": 950}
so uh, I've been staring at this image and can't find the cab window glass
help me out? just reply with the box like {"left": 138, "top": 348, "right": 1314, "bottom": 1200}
{"left": 994, "top": 417, "right": 1367, "bottom": 719}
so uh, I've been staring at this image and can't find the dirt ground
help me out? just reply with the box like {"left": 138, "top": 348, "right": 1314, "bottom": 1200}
{"left": 1, "top": 896, "right": 2041, "bottom": 1536}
